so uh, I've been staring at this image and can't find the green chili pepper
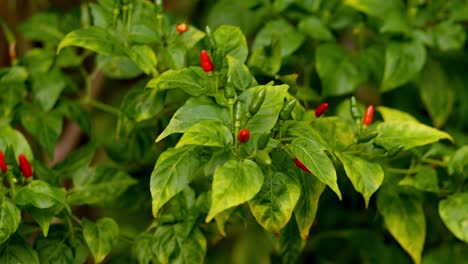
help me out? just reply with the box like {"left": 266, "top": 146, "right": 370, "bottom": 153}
{"left": 257, "top": 132, "right": 270, "bottom": 150}
{"left": 224, "top": 78, "right": 236, "bottom": 100}
{"left": 357, "top": 130, "right": 378, "bottom": 143}
{"left": 234, "top": 101, "right": 243, "bottom": 128}
{"left": 256, "top": 150, "right": 272, "bottom": 166}
{"left": 387, "top": 145, "right": 404, "bottom": 157}
{"left": 280, "top": 99, "right": 297, "bottom": 120}
{"left": 350, "top": 96, "right": 362, "bottom": 121}
{"left": 249, "top": 88, "right": 266, "bottom": 116}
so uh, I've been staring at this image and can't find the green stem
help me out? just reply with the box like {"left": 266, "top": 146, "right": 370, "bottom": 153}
{"left": 67, "top": 216, "right": 76, "bottom": 241}
{"left": 83, "top": 98, "right": 121, "bottom": 116}
{"left": 385, "top": 167, "right": 419, "bottom": 174}
{"left": 421, "top": 158, "right": 446, "bottom": 166}
{"left": 7, "top": 172, "right": 16, "bottom": 198}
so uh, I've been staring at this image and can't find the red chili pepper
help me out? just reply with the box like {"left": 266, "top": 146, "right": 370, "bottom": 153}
{"left": 200, "top": 50, "right": 214, "bottom": 72}
{"left": 294, "top": 157, "right": 311, "bottom": 173}
{"left": 238, "top": 128, "right": 250, "bottom": 143}
{"left": 18, "top": 154, "right": 32, "bottom": 178}
{"left": 0, "top": 150, "right": 7, "bottom": 173}
{"left": 176, "top": 23, "right": 189, "bottom": 34}
{"left": 315, "top": 102, "right": 329, "bottom": 117}
{"left": 363, "top": 105, "right": 374, "bottom": 126}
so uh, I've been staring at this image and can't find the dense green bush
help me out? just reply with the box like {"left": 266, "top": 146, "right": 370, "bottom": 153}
{"left": 0, "top": 0, "right": 467, "bottom": 263}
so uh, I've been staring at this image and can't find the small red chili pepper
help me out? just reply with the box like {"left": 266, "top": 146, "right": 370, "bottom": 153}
{"left": 18, "top": 154, "right": 32, "bottom": 178}
{"left": 0, "top": 150, "right": 7, "bottom": 173}
{"left": 294, "top": 157, "right": 311, "bottom": 173}
{"left": 200, "top": 50, "right": 214, "bottom": 73}
{"left": 315, "top": 102, "right": 329, "bottom": 117}
{"left": 363, "top": 105, "right": 374, "bottom": 126}
{"left": 238, "top": 128, "right": 250, "bottom": 143}
{"left": 176, "top": 23, "right": 189, "bottom": 34}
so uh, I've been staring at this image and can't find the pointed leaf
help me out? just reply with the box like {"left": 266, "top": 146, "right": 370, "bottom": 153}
{"left": 177, "top": 120, "right": 233, "bottom": 148}
{"left": 439, "top": 192, "right": 468, "bottom": 243}
{"left": 147, "top": 67, "right": 210, "bottom": 96}
{"left": 214, "top": 25, "right": 248, "bottom": 63}
{"left": 82, "top": 218, "right": 119, "bottom": 264}
{"left": 0, "top": 198, "right": 21, "bottom": 245}
{"left": 227, "top": 55, "right": 257, "bottom": 91}
{"left": 127, "top": 45, "right": 157, "bottom": 75}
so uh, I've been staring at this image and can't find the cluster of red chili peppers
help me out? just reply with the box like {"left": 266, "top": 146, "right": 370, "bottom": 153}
{"left": 0, "top": 149, "right": 33, "bottom": 178}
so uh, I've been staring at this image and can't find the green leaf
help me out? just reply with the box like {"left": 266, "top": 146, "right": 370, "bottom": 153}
{"left": 0, "top": 198, "right": 21, "bottom": 245}
{"left": 206, "top": 159, "right": 264, "bottom": 222}
{"left": 377, "top": 187, "right": 426, "bottom": 264}
{"left": 0, "top": 126, "right": 33, "bottom": 160}
{"left": 298, "top": 17, "right": 335, "bottom": 41}
{"left": 239, "top": 85, "right": 289, "bottom": 134}
{"left": 448, "top": 146, "right": 468, "bottom": 176}
{"left": 344, "top": 0, "right": 403, "bottom": 19}
{"left": 431, "top": 22, "right": 466, "bottom": 52}
{"left": 20, "top": 107, "right": 63, "bottom": 157}
{"left": 312, "top": 117, "right": 355, "bottom": 150}
{"left": 227, "top": 55, "right": 257, "bottom": 91}
{"left": 177, "top": 120, "right": 233, "bottom": 148}
{"left": 67, "top": 166, "right": 137, "bottom": 206}
{"left": 422, "top": 244, "right": 468, "bottom": 264}
{"left": 214, "top": 25, "right": 248, "bottom": 63}
{"left": 126, "top": 45, "right": 157, "bottom": 75}
{"left": 248, "top": 38, "right": 282, "bottom": 76}
{"left": 316, "top": 44, "right": 366, "bottom": 96}
{"left": 31, "top": 67, "right": 67, "bottom": 111}
{"left": 153, "top": 225, "right": 207, "bottom": 264}
{"left": 147, "top": 67, "right": 211, "bottom": 97}
{"left": 253, "top": 19, "right": 304, "bottom": 57}
{"left": 294, "top": 170, "right": 325, "bottom": 240}
{"left": 19, "top": 12, "right": 64, "bottom": 44}
{"left": 97, "top": 54, "right": 143, "bottom": 79}
{"left": 156, "top": 97, "right": 230, "bottom": 142}
{"left": 151, "top": 147, "right": 203, "bottom": 217}
{"left": 120, "top": 86, "right": 163, "bottom": 122}
{"left": 399, "top": 166, "right": 440, "bottom": 193}
{"left": 290, "top": 138, "right": 341, "bottom": 199}
{"left": 57, "top": 26, "right": 125, "bottom": 56}
{"left": 375, "top": 121, "right": 453, "bottom": 150}
{"left": 132, "top": 233, "right": 154, "bottom": 264}
{"left": 281, "top": 121, "right": 330, "bottom": 150}
{"left": 176, "top": 26, "right": 205, "bottom": 49}
{"left": 36, "top": 237, "right": 74, "bottom": 263}
{"left": 381, "top": 40, "right": 426, "bottom": 92}
{"left": 418, "top": 60, "right": 454, "bottom": 128}
{"left": 376, "top": 106, "right": 418, "bottom": 122}
{"left": 336, "top": 152, "right": 384, "bottom": 207}
{"left": 82, "top": 217, "right": 119, "bottom": 264}
{"left": 56, "top": 100, "right": 92, "bottom": 135}
{"left": 439, "top": 192, "right": 468, "bottom": 243}
{"left": 0, "top": 238, "right": 40, "bottom": 264}
{"left": 15, "top": 180, "right": 69, "bottom": 213}
{"left": 279, "top": 219, "right": 306, "bottom": 264}
{"left": 249, "top": 169, "right": 301, "bottom": 233}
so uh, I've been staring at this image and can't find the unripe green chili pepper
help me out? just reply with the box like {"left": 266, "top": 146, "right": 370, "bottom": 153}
{"left": 224, "top": 78, "right": 236, "bottom": 100}
{"left": 280, "top": 99, "right": 297, "bottom": 120}
{"left": 257, "top": 132, "right": 270, "bottom": 150}
{"left": 234, "top": 101, "right": 243, "bottom": 128}
{"left": 249, "top": 88, "right": 266, "bottom": 116}
{"left": 256, "top": 150, "right": 272, "bottom": 166}
{"left": 350, "top": 96, "right": 362, "bottom": 121}
{"left": 357, "top": 130, "right": 378, "bottom": 143}
{"left": 387, "top": 145, "right": 404, "bottom": 157}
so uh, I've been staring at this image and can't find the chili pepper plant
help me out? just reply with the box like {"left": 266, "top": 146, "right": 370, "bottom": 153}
{"left": 0, "top": 0, "right": 467, "bottom": 263}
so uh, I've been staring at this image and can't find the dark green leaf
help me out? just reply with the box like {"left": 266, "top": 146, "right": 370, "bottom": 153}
{"left": 0, "top": 238, "right": 40, "bottom": 264}
{"left": 0, "top": 198, "right": 21, "bottom": 245}
{"left": 0, "top": 126, "right": 33, "bottom": 160}
{"left": 31, "top": 67, "right": 67, "bottom": 111}
{"left": 448, "top": 146, "right": 468, "bottom": 176}
{"left": 431, "top": 22, "right": 466, "bottom": 52}
{"left": 253, "top": 19, "right": 304, "bottom": 57}
{"left": 97, "top": 54, "right": 143, "bottom": 79}
{"left": 399, "top": 166, "right": 440, "bottom": 193}
{"left": 298, "top": 17, "right": 334, "bottom": 41}
{"left": 227, "top": 55, "right": 257, "bottom": 91}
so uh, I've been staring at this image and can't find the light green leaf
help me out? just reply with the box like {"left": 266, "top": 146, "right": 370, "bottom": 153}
{"left": 0, "top": 198, "right": 21, "bottom": 245}
{"left": 281, "top": 121, "right": 330, "bottom": 150}
{"left": 375, "top": 121, "right": 453, "bottom": 150}
{"left": 31, "top": 67, "right": 67, "bottom": 111}
{"left": 126, "top": 45, "right": 157, "bottom": 75}
{"left": 206, "top": 159, "right": 264, "bottom": 222}
{"left": 156, "top": 97, "right": 230, "bottom": 142}
{"left": 176, "top": 25, "right": 205, "bottom": 49}
{"left": 0, "top": 126, "right": 33, "bottom": 160}
{"left": 147, "top": 67, "right": 211, "bottom": 97}
{"left": 290, "top": 137, "right": 341, "bottom": 199}
{"left": 336, "top": 152, "right": 384, "bottom": 207}
{"left": 82, "top": 218, "right": 119, "bottom": 264}
{"left": 214, "top": 25, "right": 248, "bottom": 63}
{"left": 227, "top": 55, "right": 257, "bottom": 91}
{"left": 381, "top": 40, "right": 426, "bottom": 92}
{"left": 312, "top": 117, "right": 355, "bottom": 150}
{"left": 0, "top": 239, "right": 40, "bottom": 264}
{"left": 177, "top": 120, "right": 233, "bottom": 148}
{"left": 316, "top": 44, "right": 366, "bottom": 96}
{"left": 377, "top": 187, "right": 426, "bottom": 264}
{"left": 153, "top": 225, "right": 207, "bottom": 264}
{"left": 418, "top": 60, "right": 454, "bottom": 128}
{"left": 399, "top": 166, "right": 440, "bottom": 193}
{"left": 377, "top": 106, "right": 418, "bottom": 122}
{"left": 239, "top": 85, "right": 289, "bottom": 133}
{"left": 151, "top": 147, "right": 203, "bottom": 217}
{"left": 448, "top": 146, "right": 468, "bottom": 176}
{"left": 294, "top": 171, "right": 325, "bottom": 240}
{"left": 439, "top": 192, "right": 468, "bottom": 243}
{"left": 252, "top": 19, "right": 304, "bottom": 57}
{"left": 67, "top": 166, "right": 137, "bottom": 206}
{"left": 431, "top": 22, "right": 466, "bottom": 52}
{"left": 298, "top": 17, "right": 334, "bottom": 41}
{"left": 57, "top": 26, "right": 125, "bottom": 56}
{"left": 249, "top": 169, "right": 301, "bottom": 233}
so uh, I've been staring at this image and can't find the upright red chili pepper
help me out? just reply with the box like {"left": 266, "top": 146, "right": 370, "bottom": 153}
{"left": 294, "top": 157, "right": 311, "bottom": 173}
{"left": 200, "top": 50, "right": 214, "bottom": 72}
{"left": 363, "top": 105, "right": 374, "bottom": 126}
{"left": 238, "top": 128, "right": 250, "bottom": 143}
{"left": 18, "top": 154, "right": 32, "bottom": 178}
{"left": 315, "top": 102, "right": 329, "bottom": 117}
{"left": 176, "top": 23, "right": 189, "bottom": 34}
{"left": 0, "top": 150, "right": 7, "bottom": 173}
